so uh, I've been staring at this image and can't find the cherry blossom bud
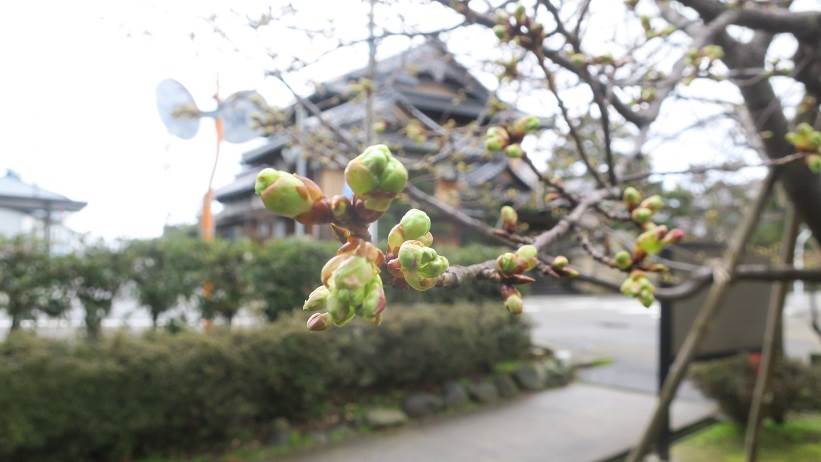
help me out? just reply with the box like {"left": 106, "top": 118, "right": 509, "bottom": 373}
{"left": 307, "top": 312, "right": 331, "bottom": 331}
{"left": 623, "top": 187, "right": 641, "bottom": 209}
{"left": 631, "top": 207, "right": 653, "bottom": 224}
{"left": 514, "top": 3, "right": 526, "bottom": 22}
{"left": 255, "top": 168, "right": 323, "bottom": 219}
{"left": 500, "top": 205, "right": 518, "bottom": 233}
{"left": 661, "top": 228, "right": 685, "bottom": 245}
{"left": 505, "top": 295, "right": 524, "bottom": 315}
{"left": 807, "top": 154, "right": 821, "bottom": 174}
{"left": 398, "top": 240, "right": 449, "bottom": 291}
{"left": 485, "top": 126, "right": 510, "bottom": 152}
{"left": 400, "top": 209, "right": 431, "bottom": 240}
{"left": 516, "top": 245, "right": 538, "bottom": 271}
{"left": 638, "top": 288, "right": 655, "bottom": 308}
{"left": 640, "top": 195, "right": 664, "bottom": 212}
{"left": 496, "top": 252, "right": 518, "bottom": 275}
{"left": 512, "top": 115, "right": 540, "bottom": 135}
{"left": 614, "top": 250, "right": 632, "bottom": 270}
{"left": 303, "top": 286, "right": 330, "bottom": 311}
{"left": 551, "top": 255, "right": 568, "bottom": 270}
{"left": 636, "top": 228, "right": 664, "bottom": 255}
{"left": 493, "top": 25, "right": 507, "bottom": 40}
{"left": 562, "top": 267, "right": 580, "bottom": 278}
{"left": 344, "top": 144, "right": 408, "bottom": 212}
{"left": 360, "top": 277, "right": 386, "bottom": 325}
{"left": 505, "top": 144, "right": 524, "bottom": 159}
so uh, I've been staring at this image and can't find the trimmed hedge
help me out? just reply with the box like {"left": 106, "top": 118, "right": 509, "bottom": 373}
{"left": 690, "top": 353, "right": 821, "bottom": 424}
{"left": 0, "top": 303, "right": 529, "bottom": 461}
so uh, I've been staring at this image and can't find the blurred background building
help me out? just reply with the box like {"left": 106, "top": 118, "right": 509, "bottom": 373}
{"left": 0, "top": 169, "right": 86, "bottom": 253}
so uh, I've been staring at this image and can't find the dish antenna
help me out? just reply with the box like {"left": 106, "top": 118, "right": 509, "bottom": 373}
{"left": 155, "top": 79, "right": 269, "bottom": 143}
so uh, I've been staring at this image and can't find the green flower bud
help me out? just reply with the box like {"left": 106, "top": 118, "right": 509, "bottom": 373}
{"left": 516, "top": 245, "right": 538, "bottom": 270}
{"left": 497, "top": 252, "right": 518, "bottom": 275}
{"left": 807, "top": 154, "right": 821, "bottom": 174}
{"left": 661, "top": 228, "right": 685, "bottom": 245}
{"left": 636, "top": 228, "right": 664, "bottom": 255}
{"left": 398, "top": 241, "right": 448, "bottom": 291}
{"left": 702, "top": 45, "right": 724, "bottom": 60}
{"left": 570, "top": 52, "right": 587, "bottom": 66}
{"left": 614, "top": 250, "right": 632, "bottom": 270}
{"left": 623, "top": 187, "right": 641, "bottom": 209}
{"left": 500, "top": 205, "right": 518, "bottom": 232}
{"left": 513, "top": 115, "right": 540, "bottom": 134}
{"left": 327, "top": 293, "right": 356, "bottom": 326}
{"left": 505, "top": 144, "right": 524, "bottom": 158}
{"left": 307, "top": 312, "right": 331, "bottom": 331}
{"left": 304, "top": 285, "right": 330, "bottom": 311}
{"left": 345, "top": 144, "right": 408, "bottom": 212}
{"left": 514, "top": 3, "right": 526, "bottom": 22}
{"left": 417, "top": 232, "right": 434, "bottom": 247}
{"left": 359, "top": 276, "right": 386, "bottom": 325}
{"left": 255, "top": 168, "right": 320, "bottom": 218}
{"left": 640, "top": 195, "right": 664, "bottom": 212}
{"left": 638, "top": 288, "right": 655, "bottom": 308}
{"left": 631, "top": 207, "right": 653, "bottom": 224}
{"left": 332, "top": 256, "right": 376, "bottom": 291}
{"left": 493, "top": 25, "right": 507, "bottom": 40}
{"left": 552, "top": 255, "right": 569, "bottom": 270}
{"left": 400, "top": 209, "right": 431, "bottom": 240}
{"left": 505, "top": 295, "right": 524, "bottom": 315}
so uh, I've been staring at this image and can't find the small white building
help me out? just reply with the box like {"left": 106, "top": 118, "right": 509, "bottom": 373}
{"left": 0, "top": 170, "right": 86, "bottom": 253}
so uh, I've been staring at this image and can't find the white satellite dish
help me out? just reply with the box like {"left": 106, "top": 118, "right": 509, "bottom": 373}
{"left": 155, "top": 79, "right": 269, "bottom": 143}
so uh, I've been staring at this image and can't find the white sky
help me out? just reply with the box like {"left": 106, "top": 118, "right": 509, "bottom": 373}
{"left": 2, "top": 0, "right": 814, "bottom": 240}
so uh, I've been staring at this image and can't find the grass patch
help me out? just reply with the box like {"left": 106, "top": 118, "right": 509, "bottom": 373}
{"left": 674, "top": 413, "right": 821, "bottom": 462}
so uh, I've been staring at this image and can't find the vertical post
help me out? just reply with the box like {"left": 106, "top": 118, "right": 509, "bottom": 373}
{"left": 744, "top": 205, "right": 800, "bottom": 461}
{"left": 44, "top": 203, "right": 52, "bottom": 253}
{"left": 627, "top": 170, "right": 776, "bottom": 462}
{"left": 295, "top": 105, "right": 306, "bottom": 237}
{"left": 657, "top": 255, "right": 673, "bottom": 461}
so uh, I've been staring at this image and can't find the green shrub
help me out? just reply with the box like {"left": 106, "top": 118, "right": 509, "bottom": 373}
{"left": 690, "top": 353, "right": 819, "bottom": 424}
{"left": 0, "top": 303, "right": 529, "bottom": 461}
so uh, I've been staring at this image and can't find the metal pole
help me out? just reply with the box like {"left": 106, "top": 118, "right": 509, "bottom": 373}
{"left": 366, "top": 0, "right": 378, "bottom": 242}
{"left": 627, "top": 170, "right": 777, "bottom": 462}
{"left": 657, "top": 253, "right": 673, "bottom": 461}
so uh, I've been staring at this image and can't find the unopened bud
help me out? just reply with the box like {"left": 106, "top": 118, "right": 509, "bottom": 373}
{"left": 304, "top": 286, "right": 330, "bottom": 311}
{"left": 505, "top": 144, "right": 524, "bottom": 158}
{"left": 631, "top": 207, "right": 653, "bottom": 224}
{"left": 551, "top": 255, "right": 568, "bottom": 270}
{"left": 623, "top": 187, "right": 641, "bottom": 209}
{"left": 344, "top": 144, "right": 408, "bottom": 212}
{"left": 807, "top": 154, "right": 821, "bottom": 174}
{"left": 640, "top": 195, "right": 664, "bottom": 212}
{"left": 638, "top": 288, "right": 655, "bottom": 308}
{"left": 505, "top": 295, "right": 524, "bottom": 315}
{"left": 493, "top": 25, "right": 507, "bottom": 40}
{"left": 661, "top": 228, "right": 685, "bottom": 245}
{"left": 496, "top": 252, "right": 518, "bottom": 275}
{"left": 513, "top": 115, "right": 540, "bottom": 134}
{"left": 514, "top": 3, "right": 526, "bottom": 22}
{"left": 517, "top": 245, "right": 538, "bottom": 271}
{"left": 307, "top": 312, "right": 331, "bottom": 331}
{"left": 614, "top": 250, "right": 632, "bottom": 270}
{"left": 256, "top": 168, "right": 323, "bottom": 219}
{"left": 400, "top": 209, "right": 431, "bottom": 240}
{"left": 636, "top": 228, "right": 664, "bottom": 255}
{"left": 500, "top": 205, "right": 518, "bottom": 232}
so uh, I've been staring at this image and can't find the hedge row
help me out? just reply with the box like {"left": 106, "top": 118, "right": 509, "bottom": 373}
{"left": 0, "top": 303, "right": 530, "bottom": 462}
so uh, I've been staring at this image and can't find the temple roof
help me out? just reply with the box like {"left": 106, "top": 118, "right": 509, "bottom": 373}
{"left": 0, "top": 170, "right": 86, "bottom": 213}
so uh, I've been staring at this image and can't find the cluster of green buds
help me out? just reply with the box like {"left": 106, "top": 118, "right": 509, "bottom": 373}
{"left": 255, "top": 168, "right": 330, "bottom": 224}
{"left": 496, "top": 245, "right": 538, "bottom": 315}
{"left": 569, "top": 52, "right": 615, "bottom": 67}
{"left": 405, "top": 119, "right": 427, "bottom": 145}
{"left": 304, "top": 238, "right": 386, "bottom": 330}
{"left": 623, "top": 187, "right": 664, "bottom": 226}
{"left": 492, "top": 3, "right": 544, "bottom": 48}
{"left": 685, "top": 45, "right": 724, "bottom": 83}
{"left": 484, "top": 115, "right": 541, "bottom": 159}
{"left": 635, "top": 225, "right": 684, "bottom": 257}
{"left": 385, "top": 209, "right": 449, "bottom": 291}
{"left": 640, "top": 15, "right": 676, "bottom": 40}
{"left": 499, "top": 205, "right": 518, "bottom": 234}
{"left": 345, "top": 144, "right": 408, "bottom": 214}
{"left": 620, "top": 271, "right": 656, "bottom": 308}
{"left": 786, "top": 123, "right": 821, "bottom": 173}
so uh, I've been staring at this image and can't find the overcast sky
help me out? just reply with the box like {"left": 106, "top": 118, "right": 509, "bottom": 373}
{"left": 3, "top": 0, "right": 814, "bottom": 241}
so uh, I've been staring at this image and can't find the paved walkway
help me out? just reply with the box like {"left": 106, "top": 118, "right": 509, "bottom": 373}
{"left": 283, "top": 383, "right": 714, "bottom": 462}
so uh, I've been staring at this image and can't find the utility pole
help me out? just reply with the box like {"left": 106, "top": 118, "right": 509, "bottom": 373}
{"left": 366, "top": 0, "right": 378, "bottom": 241}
